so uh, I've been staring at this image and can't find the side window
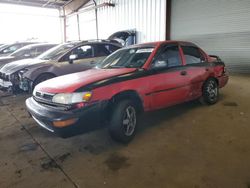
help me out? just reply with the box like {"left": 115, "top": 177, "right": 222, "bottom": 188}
{"left": 60, "top": 45, "right": 94, "bottom": 62}
{"left": 72, "top": 45, "right": 94, "bottom": 59}
{"left": 105, "top": 44, "right": 120, "bottom": 53}
{"left": 152, "top": 45, "right": 182, "bottom": 69}
{"left": 29, "top": 47, "right": 39, "bottom": 57}
{"left": 3, "top": 44, "right": 22, "bottom": 54}
{"left": 182, "top": 46, "right": 205, "bottom": 65}
{"left": 36, "top": 46, "right": 50, "bottom": 56}
{"left": 94, "top": 44, "right": 113, "bottom": 57}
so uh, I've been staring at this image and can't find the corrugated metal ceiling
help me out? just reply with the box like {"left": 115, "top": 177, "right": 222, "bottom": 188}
{"left": 0, "top": 0, "right": 71, "bottom": 8}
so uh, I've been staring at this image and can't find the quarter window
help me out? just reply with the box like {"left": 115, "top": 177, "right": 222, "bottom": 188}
{"left": 94, "top": 44, "right": 112, "bottom": 57}
{"left": 182, "top": 46, "right": 205, "bottom": 65}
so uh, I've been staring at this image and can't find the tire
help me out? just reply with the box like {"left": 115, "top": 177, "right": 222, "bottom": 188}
{"left": 32, "top": 74, "right": 55, "bottom": 92}
{"left": 201, "top": 78, "right": 219, "bottom": 105}
{"left": 109, "top": 100, "right": 138, "bottom": 143}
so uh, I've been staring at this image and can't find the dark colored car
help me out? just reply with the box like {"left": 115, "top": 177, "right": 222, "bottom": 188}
{"left": 0, "top": 42, "right": 37, "bottom": 57}
{"left": 26, "top": 40, "right": 229, "bottom": 143}
{"left": 1, "top": 30, "right": 135, "bottom": 93}
{"left": 0, "top": 41, "right": 121, "bottom": 93}
{"left": 0, "top": 43, "right": 57, "bottom": 68}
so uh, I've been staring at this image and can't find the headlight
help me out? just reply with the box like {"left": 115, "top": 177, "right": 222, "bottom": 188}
{"left": 52, "top": 92, "right": 92, "bottom": 105}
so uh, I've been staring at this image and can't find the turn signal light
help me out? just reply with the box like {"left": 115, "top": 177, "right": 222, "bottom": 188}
{"left": 83, "top": 92, "right": 92, "bottom": 101}
{"left": 53, "top": 118, "right": 78, "bottom": 127}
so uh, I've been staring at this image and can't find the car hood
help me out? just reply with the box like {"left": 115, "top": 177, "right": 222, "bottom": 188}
{"left": 0, "top": 56, "right": 14, "bottom": 61}
{"left": 36, "top": 68, "right": 137, "bottom": 93}
{"left": 0, "top": 58, "right": 48, "bottom": 74}
{"left": 0, "top": 56, "right": 15, "bottom": 67}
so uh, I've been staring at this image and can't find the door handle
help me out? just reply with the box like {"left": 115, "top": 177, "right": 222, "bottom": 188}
{"left": 90, "top": 61, "right": 96, "bottom": 64}
{"left": 180, "top": 71, "right": 187, "bottom": 76}
{"left": 205, "top": 68, "right": 209, "bottom": 71}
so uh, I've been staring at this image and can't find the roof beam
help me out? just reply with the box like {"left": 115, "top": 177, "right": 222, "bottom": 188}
{"left": 63, "top": 0, "right": 89, "bottom": 16}
{"left": 0, "top": 0, "right": 63, "bottom": 8}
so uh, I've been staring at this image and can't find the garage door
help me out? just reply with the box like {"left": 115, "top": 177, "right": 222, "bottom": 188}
{"left": 171, "top": 0, "right": 250, "bottom": 73}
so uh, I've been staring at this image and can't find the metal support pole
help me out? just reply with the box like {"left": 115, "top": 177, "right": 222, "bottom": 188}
{"left": 166, "top": 0, "right": 172, "bottom": 40}
{"left": 93, "top": 0, "right": 99, "bottom": 39}
{"left": 77, "top": 14, "right": 81, "bottom": 40}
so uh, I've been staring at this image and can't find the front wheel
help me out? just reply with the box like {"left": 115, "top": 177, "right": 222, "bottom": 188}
{"left": 201, "top": 78, "right": 219, "bottom": 105}
{"left": 109, "top": 100, "right": 138, "bottom": 143}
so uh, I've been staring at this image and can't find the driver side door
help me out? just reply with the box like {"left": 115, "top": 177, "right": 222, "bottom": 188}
{"left": 148, "top": 44, "right": 191, "bottom": 110}
{"left": 55, "top": 44, "right": 97, "bottom": 75}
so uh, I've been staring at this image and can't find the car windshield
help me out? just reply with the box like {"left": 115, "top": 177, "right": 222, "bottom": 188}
{"left": 37, "top": 43, "right": 76, "bottom": 61}
{"left": 97, "top": 47, "right": 155, "bottom": 69}
{"left": 0, "top": 44, "right": 7, "bottom": 51}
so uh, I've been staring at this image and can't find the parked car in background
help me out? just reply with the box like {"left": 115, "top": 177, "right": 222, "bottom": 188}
{"left": 0, "top": 41, "right": 121, "bottom": 93}
{"left": 26, "top": 41, "right": 229, "bottom": 143}
{"left": 108, "top": 30, "right": 136, "bottom": 46}
{"left": 0, "top": 43, "right": 57, "bottom": 68}
{"left": 0, "top": 42, "right": 37, "bottom": 57}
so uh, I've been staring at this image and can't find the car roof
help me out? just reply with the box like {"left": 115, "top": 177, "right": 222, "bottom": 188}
{"left": 66, "top": 39, "right": 122, "bottom": 47}
{"left": 19, "top": 43, "right": 57, "bottom": 49}
{"left": 126, "top": 40, "right": 198, "bottom": 48}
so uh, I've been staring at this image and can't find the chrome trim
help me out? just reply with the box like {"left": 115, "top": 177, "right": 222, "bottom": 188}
{"left": 0, "top": 78, "right": 12, "bottom": 88}
{"left": 32, "top": 116, "right": 54, "bottom": 133}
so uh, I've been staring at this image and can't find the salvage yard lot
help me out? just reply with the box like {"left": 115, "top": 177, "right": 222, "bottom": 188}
{"left": 0, "top": 75, "right": 249, "bottom": 188}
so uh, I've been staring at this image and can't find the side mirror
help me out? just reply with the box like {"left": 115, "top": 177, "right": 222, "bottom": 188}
{"left": 69, "top": 54, "right": 78, "bottom": 64}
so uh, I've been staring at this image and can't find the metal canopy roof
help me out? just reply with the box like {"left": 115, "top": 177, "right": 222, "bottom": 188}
{"left": 0, "top": 0, "right": 71, "bottom": 9}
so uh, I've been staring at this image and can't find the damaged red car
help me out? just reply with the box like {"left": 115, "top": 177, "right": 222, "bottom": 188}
{"left": 26, "top": 41, "right": 228, "bottom": 143}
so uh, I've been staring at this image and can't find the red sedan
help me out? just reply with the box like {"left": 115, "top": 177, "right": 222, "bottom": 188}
{"left": 26, "top": 41, "right": 229, "bottom": 143}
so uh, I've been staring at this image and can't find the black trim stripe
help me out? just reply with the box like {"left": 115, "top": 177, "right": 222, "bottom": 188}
{"left": 145, "top": 80, "right": 203, "bottom": 96}
{"left": 145, "top": 84, "right": 187, "bottom": 96}
{"left": 76, "top": 61, "right": 224, "bottom": 92}
{"left": 76, "top": 66, "right": 186, "bottom": 92}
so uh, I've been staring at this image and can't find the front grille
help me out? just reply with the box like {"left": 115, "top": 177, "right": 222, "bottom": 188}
{"left": 0, "top": 72, "right": 9, "bottom": 81}
{"left": 35, "top": 92, "right": 53, "bottom": 101}
{"left": 33, "top": 96, "right": 70, "bottom": 111}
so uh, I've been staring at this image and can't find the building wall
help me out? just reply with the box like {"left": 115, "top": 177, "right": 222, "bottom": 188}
{"left": 97, "top": 0, "right": 166, "bottom": 43}
{"left": 66, "top": 0, "right": 167, "bottom": 43}
{"left": 171, "top": 0, "right": 250, "bottom": 73}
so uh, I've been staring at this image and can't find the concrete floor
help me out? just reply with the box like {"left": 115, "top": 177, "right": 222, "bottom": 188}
{"left": 0, "top": 75, "right": 250, "bottom": 188}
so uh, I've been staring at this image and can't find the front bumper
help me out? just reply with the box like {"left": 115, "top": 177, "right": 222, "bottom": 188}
{"left": 26, "top": 97, "right": 108, "bottom": 137}
{"left": 0, "top": 78, "right": 12, "bottom": 89}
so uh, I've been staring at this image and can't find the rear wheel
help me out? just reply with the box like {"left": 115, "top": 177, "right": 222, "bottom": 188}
{"left": 109, "top": 100, "right": 137, "bottom": 143}
{"left": 201, "top": 78, "right": 219, "bottom": 105}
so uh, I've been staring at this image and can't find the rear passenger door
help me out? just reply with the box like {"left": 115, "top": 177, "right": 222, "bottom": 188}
{"left": 181, "top": 45, "right": 210, "bottom": 99}
{"left": 148, "top": 44, "right": 191, "bottom": 109}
